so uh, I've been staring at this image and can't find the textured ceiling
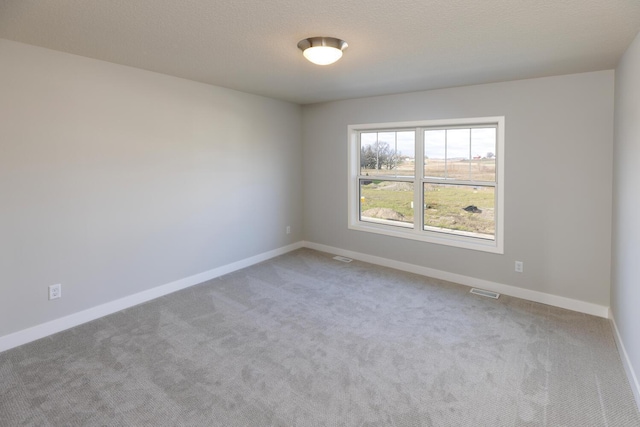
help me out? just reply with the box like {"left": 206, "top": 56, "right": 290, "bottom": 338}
{"left": 1, "top": 0, "right": 639, "bottom": 105}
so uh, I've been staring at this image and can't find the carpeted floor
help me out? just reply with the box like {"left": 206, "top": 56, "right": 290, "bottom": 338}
{"left": 1, "top": 248, "right": 639, "bottom": 426}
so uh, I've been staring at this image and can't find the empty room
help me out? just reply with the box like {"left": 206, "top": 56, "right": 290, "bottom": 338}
{"left": 1, "top": 1, "right": 640, "bottom": 425}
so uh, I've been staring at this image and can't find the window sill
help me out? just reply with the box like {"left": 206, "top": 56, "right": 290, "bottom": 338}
{"left": 348, "top": 221, "right": 504, "bottom": 254}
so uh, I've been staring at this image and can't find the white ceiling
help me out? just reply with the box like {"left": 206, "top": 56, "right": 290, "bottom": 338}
{"left": 1, "top": 0, "right": 639, "bottom": 105}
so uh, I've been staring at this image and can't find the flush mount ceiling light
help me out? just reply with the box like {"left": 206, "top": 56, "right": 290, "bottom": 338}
{"left": 297, "top": 37, "right": 348, "bottom": 65}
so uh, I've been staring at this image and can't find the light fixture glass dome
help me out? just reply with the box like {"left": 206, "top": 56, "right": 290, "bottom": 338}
{"left": 297, "top": 37, "right": 348, "bottom": 66}
{"left": 303, "top": 46, "right": 343, "bottom": 65}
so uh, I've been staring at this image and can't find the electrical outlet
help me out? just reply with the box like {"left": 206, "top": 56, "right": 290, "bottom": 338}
{"left": 49, "top": 284, "right": 62, "bottom": 300}
{"left": 286, "top": 226, "right": 291, "bottom": 234}
{"left": 515, "top": 261, "right": 524, "bottom": 273}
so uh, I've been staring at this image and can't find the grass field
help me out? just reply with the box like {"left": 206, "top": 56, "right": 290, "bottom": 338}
{"left": 361, "top": 158, "right": 495, "bottom": 181}
{"left": 424, "top": 158, "right": 495, "bottom": 181}
{"left": 360, "top": 180, "right": 495, "bottom": 237}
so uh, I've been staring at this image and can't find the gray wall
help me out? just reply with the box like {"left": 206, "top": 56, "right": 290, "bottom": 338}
{"left": 612, "top": 31, "right": 640, "bottom": 396}
{"left": 0, "top": 39, "right": 302, "bottom": 337}
{"left": 0, "top": 37, "right": 623, "bottom": 348}
{"left": 302, "top": 71, "right": 614, "bottom": 306}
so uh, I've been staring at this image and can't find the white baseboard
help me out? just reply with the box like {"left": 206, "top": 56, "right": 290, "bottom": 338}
{"left": 0, "top": 242, "right": 304, "bottom": 353}
{"left": 303, "top": 241, "right": 610, "bottom": 318}
{"left": 0, "top": 240, "right": 611, "bottom": 354}
{"left": 610, "top": 314, "right": 640, "bottom": 411}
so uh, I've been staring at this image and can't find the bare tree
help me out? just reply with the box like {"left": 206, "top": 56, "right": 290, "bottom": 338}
{"left": 361, "top": 141, "right": 402, "bottom": 170}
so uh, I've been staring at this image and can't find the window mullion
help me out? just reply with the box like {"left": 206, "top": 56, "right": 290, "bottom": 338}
{"left": 423, "top": 179, "right": 496, "bottom": 187}
{"left": 468, "top": 129, "right": 472, "bottom": 180}
{"left": 414, "top": 128, "right": 424, "bottom": 232}
{"left": 444, "top": 130, "right": 448, "bottom": 179}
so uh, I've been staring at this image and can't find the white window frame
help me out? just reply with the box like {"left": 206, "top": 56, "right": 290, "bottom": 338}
{"left": 348, "top": 117, "right": 505, "bottom": 254}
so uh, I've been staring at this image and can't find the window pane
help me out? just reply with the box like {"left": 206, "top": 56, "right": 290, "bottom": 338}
{"left": 396, "top": 131, "right": 415, "bottom": 177}
{"left": 423, "top": 183, "right": 495, "bottom": 239}
{"left": 446, "top": 129, "right": 471, "bottom": 180}
{"left": 360, "top": 179, "right": 414, "bottom": 228}
{"left": 360, "top": 132, "right": 378, "bottom": 175}
{"left": 470, "top": 127, "right": 496, "bottom": 182}
{"left": 424, "top": 130, "right": 446, "bottom": 178}
{"left": 360, "top": 131, "right": 415, "bottom": 177}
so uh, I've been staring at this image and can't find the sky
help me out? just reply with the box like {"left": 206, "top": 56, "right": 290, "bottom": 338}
{"left": 361, "top": 127, "right": 496, "bottom": 160}
{"left": 424, "top": 128, "right": 496, "bottom": 159}
{"left": 361, "top": 131, "right": 415, "bottom": 157}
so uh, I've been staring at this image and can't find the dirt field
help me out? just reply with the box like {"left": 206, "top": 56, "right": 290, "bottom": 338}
{"left": 359, "top": 159, "right": 496, "bottom": 238}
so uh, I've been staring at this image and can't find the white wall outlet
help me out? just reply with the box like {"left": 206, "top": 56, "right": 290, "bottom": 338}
{"left": 515, "top": 261, "right": 524, "bottom": 273}
{"left": 49, "top": 284, "right": 62, "bottom": 300}
{"left": 286, "top": 226, "right": 291, "bottom": 234}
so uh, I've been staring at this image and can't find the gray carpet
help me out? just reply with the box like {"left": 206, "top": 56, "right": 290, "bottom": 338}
{"left": 1, "top": 248, "right": 639, "bottom": 426}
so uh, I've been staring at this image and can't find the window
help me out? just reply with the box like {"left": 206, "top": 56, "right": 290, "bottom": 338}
{"left": 348, "top": 117, "right": 504, "bottom": 253}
